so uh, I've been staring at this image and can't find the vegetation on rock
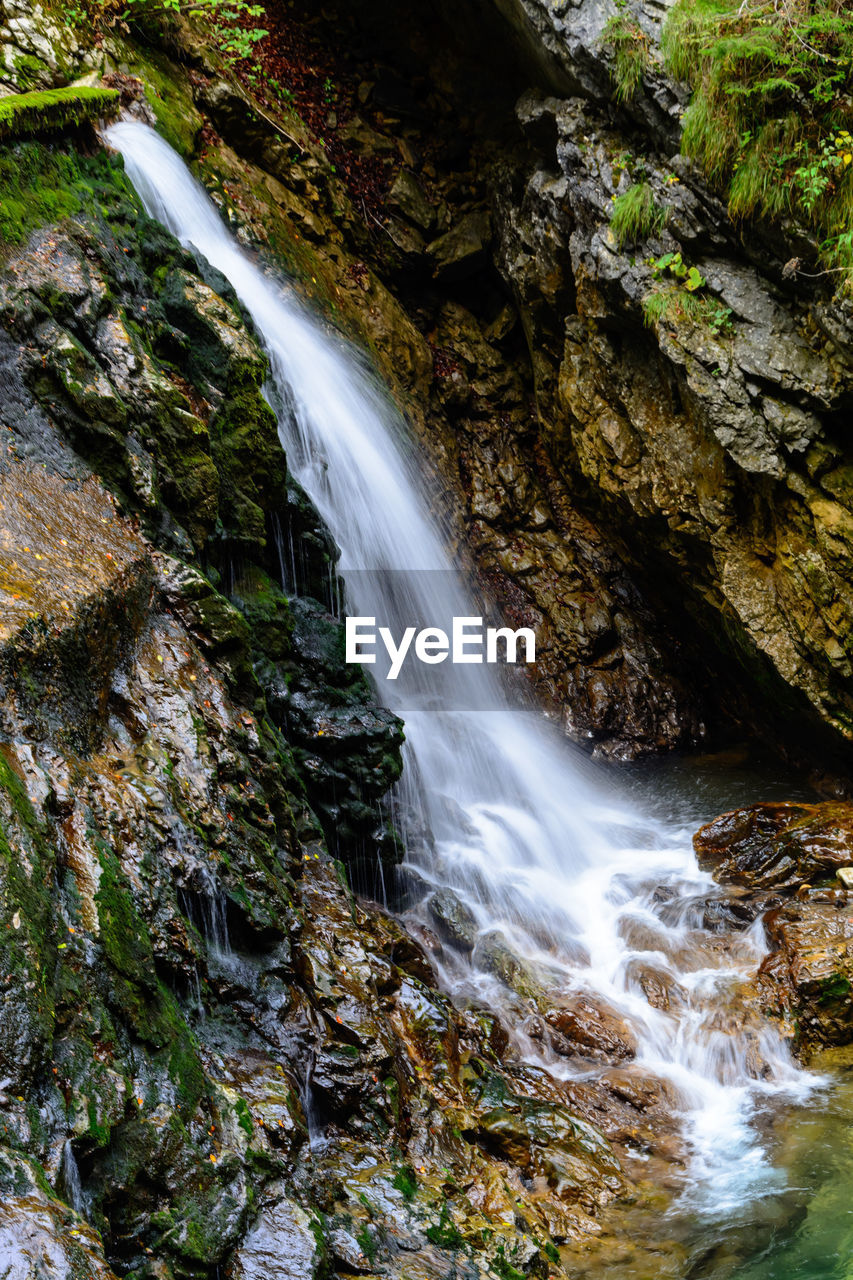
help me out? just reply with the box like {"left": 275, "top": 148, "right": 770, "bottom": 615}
{"left": 609, "top": 181, "right": 667, "bottom": 246}
{"left": 0, "top": 85, "right": 118, "bottom": 140}
{"left": 662, "top": 0, "right": 853, "bottom": 284}
{"left": 601, "top": 7, "right": 651, "bottom": 102}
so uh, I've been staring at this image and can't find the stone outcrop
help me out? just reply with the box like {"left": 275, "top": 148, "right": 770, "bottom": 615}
{"left": 695, "top": 801, "right": 853, "bottom": 1057}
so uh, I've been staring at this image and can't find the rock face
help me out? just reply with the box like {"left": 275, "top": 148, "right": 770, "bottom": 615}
{"left": 247, "top": 0, "right": 853, "bottom": 766}
{"left": 694, "top": 800, "right": 853, "bottom": 1057}
{"left": 483, "top": 9, "right": 853, "bottom": 761}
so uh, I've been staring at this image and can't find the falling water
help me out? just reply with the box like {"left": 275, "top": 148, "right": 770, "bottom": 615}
{"left": 106, "top": 121, "right": 815, "bottom": 1206}
{"left": 60, "top": 1139, "right": 87, "bottom": 1219}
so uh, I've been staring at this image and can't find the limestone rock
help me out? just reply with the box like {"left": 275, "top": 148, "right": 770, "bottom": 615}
{"left": 229, "top": 1191, "right": 322, "bottom": 1280}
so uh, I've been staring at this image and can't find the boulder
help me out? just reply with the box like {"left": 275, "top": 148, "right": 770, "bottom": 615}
{"left": 758, "top": 898, "right": 853, "bottom": 1056}
{"left": 428, "top": 887, "right": 479, "bottom": 951}
{"left": 694, "top": 802, "right": 853, "bottom": 891}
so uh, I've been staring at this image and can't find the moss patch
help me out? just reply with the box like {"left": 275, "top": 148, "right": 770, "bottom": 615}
{"left": 0, "top": 87, "right": 119, "bottom": 141}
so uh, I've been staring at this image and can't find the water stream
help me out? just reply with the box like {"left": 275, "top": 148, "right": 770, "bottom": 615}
{"left": 106, "top": 120, "right": 819, "bottom": 1220}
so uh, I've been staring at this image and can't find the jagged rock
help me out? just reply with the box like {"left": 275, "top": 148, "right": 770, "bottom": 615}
{"left": 427, "top": 209, "right": 492, "bottom": 279}
{"left": 694, "top": 802, "right": 853, "bottom": 891}
{"left": 229, "top": 1190, "right": 322, "bottom": 1280}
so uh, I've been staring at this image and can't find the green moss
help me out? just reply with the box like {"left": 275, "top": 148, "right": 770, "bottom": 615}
{"left": 609, "top": 182, "right": 668, "bottom": 246}
{"left": 817, "top": 973, "right": 851, "bottom": 1004}
{"left": 210, "top": 362, "right": 288, "bottom": 550}
{"left": 126, "top": 47, "right": 202, "bottom": 158}
{"left": 391, "top": 1163, "right": 417, "bottom": 1201}
{"left": 94, "top": 842, "right": 153, "bottom": 983}
{"left": 601, "top": 11, "right": 651, "bottom": 102}
{"left": 0, "top": 87, "right": 119, "bottom": 142}
{"left": 86, "top": 1097, "right": 111, "bottom": 1147}
{"left": 234, "top": 1096, "right": 254, "bottom": 1138}
{"left": 0, "top": 138, "right": 134, "bottom": 250}
{"left": 493, "top": 1243, "right": 526, "bottom": 1280}
{"left": 426, "top": 1200, "right": 463, "bottom": 1250}
{"left": 356, "top": 1224, "right": 378, "bottom": 1265}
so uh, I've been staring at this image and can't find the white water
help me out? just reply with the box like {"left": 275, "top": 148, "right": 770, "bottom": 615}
{"left": 106, "top": 121, "right": 814, "bottom": 1207}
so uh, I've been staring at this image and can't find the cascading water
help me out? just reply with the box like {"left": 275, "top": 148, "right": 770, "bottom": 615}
{"left": 106, "top": 120, "right": 816, "bottom": 1207}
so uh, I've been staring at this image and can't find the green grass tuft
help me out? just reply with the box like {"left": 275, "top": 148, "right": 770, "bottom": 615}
{"left": 642, "top": 284, "right": 733, "bottom": 334}
{"left": 600, "top": 12, "right": 651, "bottom": 102}
{"left": 609, "top": 182, "right": 668, "bottom": 246}
{"left": 0, "top": 86, "right": 119, "bottom": 142}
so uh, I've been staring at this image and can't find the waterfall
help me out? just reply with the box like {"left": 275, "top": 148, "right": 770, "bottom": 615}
{"left": 60, "top": 1139, "right": 87, "bottom": 1219}
{"left": 106, "top": 121, "right": 815, "bottom": 1206}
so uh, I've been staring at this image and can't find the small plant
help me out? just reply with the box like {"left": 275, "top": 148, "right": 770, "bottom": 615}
{"left": 643, "top": 285, "right": 732, "bottom": 334}
{"left": 54, "top": 0, "right": 269, "bottom": 67}
{"left": 609, "top": 182, "right": 668, "bottom": 246}
{"left": 600, "top": 9, "right": 651, "bottom": 102}
{"left": 652, "top": 249, "right": 706, "bottom": 291}
{"left": 643, "top": 250, "right": 733, "bottom": 334}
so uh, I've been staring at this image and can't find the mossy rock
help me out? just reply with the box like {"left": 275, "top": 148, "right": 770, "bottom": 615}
{"left": 0, "top": 87, "right": 119, "bottom": 141}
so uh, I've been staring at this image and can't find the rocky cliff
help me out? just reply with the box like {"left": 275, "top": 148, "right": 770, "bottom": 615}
{"left": 2, "top": 0, "right": 853, "bottom": 1277}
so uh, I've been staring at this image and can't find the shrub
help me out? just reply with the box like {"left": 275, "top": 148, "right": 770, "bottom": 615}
{"left": 60, "top": 0, "right": 269, "bottom": 65}
{"left": 0, "top": 86, "right": 119, "bottom": 141}
{"left": 609, "top": 182, "right": 668, "bottom": 246}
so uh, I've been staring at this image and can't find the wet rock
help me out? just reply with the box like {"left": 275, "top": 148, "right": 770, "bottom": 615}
{"left": 0, "top": 1149, "right": 118, "bottom": 1280}
{"left": 758, "top": 899, "right": 853, "bottom": 1056}
{"left": 694, "top": 802, "right": 853, "bottom": 891}
{"left": 544, "top": 995, "right": 637, "bottom": 1063}
{"left": 229, "top": 1188, "right": 322, "bottom": 1280}
{"left": 428, "top": 888, "right": 478, "bottom": 951}
{"left": 473, "top": 930, "right": 545, "bottom": 1002}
